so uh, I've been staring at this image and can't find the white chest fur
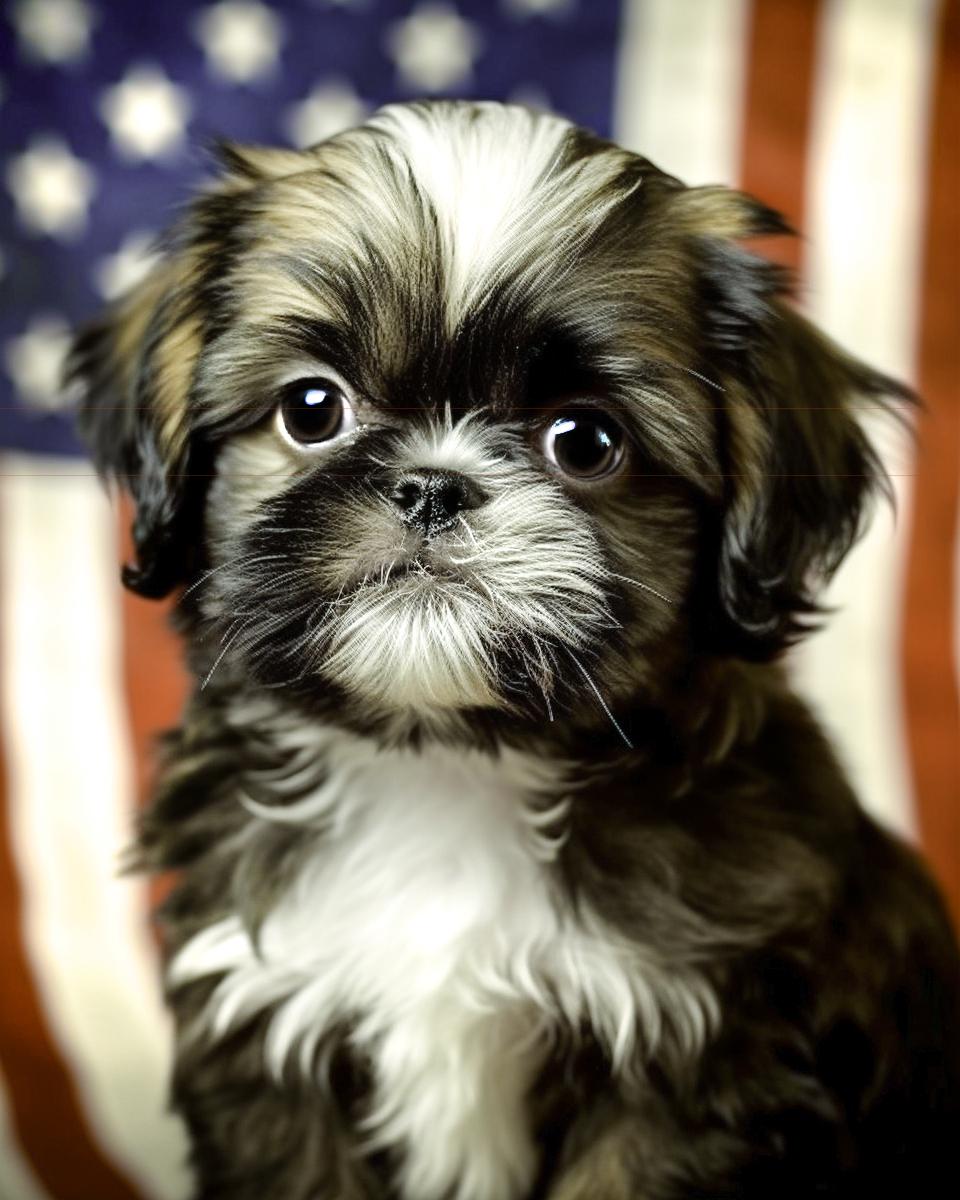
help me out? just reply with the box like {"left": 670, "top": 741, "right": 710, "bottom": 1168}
{"left": 171, "top": 730, "right": 713, "bottom": 1200}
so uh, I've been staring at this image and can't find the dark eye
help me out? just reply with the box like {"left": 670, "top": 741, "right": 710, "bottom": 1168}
{"left": 543, "top": 411, "right": 625, "bottom": 479}
{"left": 277, "top": 377, "right": 357, "bottom": 445}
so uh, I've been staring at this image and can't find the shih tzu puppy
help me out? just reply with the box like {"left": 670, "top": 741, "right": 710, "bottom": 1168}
{"left": 72, "top": 101, "right": 958, "bottom": 1199}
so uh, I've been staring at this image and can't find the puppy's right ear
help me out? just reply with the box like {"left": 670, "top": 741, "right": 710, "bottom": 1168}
{"left": 69, "top": 240, "right": 207, "bottom": 599}
{"left": 71, "top": 141, "right": 317, "bottom": 597}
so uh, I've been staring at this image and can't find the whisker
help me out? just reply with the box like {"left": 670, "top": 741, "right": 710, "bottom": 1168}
{"left": 201, "top": 620, "right": 251, "bottom": 690}
{"left": 566, "top": 650, "right": 633, "bottom": 749}
{"left": 255, "top": 568, "right": 313, "bottom": 592}
{"left": 179, "top": 553, "right": 286, "bottom": 602}
{"left": 679, "top": 366, "right": 724, "bottom": 392}
{"left": 608, "top": 573, "right": 674, "bottom": 606}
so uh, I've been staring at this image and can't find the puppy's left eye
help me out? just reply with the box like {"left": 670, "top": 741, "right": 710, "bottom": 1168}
{"left": 543, "top": 411, "right": 625, "bottom": 479}
{"left": 277, "top": 377, "right": 357, "bottom": 446}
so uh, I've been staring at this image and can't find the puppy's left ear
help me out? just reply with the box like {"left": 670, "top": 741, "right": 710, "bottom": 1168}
{"left": 685, "top": 198, "right": 912, "bottom": 659}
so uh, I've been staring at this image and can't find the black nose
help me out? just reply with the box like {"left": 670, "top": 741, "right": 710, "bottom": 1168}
{"left": 390, "top": 469, "right": 485, "bottom": 537}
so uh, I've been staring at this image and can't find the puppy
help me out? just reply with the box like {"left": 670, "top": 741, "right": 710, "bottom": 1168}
{"left": 72, "top": 101, "right": 959, "bottom": 1199}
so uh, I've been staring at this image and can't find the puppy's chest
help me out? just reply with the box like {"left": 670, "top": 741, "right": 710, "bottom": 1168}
{"left": 296, "top": 752, "right": 570, "bottom": 1198}
{"left": 258, "top": 741, "right": 567, "bottom": 987}
{"left": 175, "top": 741, "right": 627, "bottom": 1200}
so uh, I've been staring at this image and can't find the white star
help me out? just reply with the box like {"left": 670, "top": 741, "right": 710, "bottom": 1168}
{"left": 386, "top": 2, "right": 482, "bottom": 93}
{"left": 284, "top": 80, "right": 368, "bottom": 148}
{"left": 3, "top": 314, "right": 78, "bottom": 412}
{"left": 503, "top": 0, "right": 573, "bottom": 15}
{"left": 193, "top": 1, "right": 284, "bottom": 84}
{"left": 99, "top": 65, "right": 192, "bottom": 162}
{"left": 94, "top": 229, "right": 160, "bottom": 300}
{"left": 5, "top": 135, "right": 97, "bottom": 239}
{"left": 10, "top": 0, "right": 97, "bottom": 64}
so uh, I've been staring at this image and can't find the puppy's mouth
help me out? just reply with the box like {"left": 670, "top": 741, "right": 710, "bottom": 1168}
{"left": 345, "top": 545, "right": 468, "bottom": 594}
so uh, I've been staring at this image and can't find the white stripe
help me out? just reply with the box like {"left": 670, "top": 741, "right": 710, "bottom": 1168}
{"left": 613, "top": 0, "right": 749, "bottom": 186}
{"left": 790, "top": 0, "right": 940, "bottom": 837}
{"left": 0, "top": 1064, "right": 50, "bottom": 1200}
{"left": 0, "top": 454, "right": 191, "bottom": 1200}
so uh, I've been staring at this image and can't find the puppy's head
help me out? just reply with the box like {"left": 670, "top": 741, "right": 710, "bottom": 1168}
{"left": 71, "top": 101, "right": 903, "bottom": 739}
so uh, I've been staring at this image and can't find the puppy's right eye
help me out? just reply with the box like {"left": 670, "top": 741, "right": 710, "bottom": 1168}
{"left": 277, "top": 377, "right": 357, "bottom": 446}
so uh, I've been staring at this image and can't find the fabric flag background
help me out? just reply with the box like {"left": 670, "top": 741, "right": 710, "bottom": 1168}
{"left": 0, "top": 0, "right": 957, "bottom": 1194}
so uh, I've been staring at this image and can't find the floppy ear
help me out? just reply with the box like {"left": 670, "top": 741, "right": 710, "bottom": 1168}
{"left": 687, "top": 215, "right": 911, "bottom": 660}
{"left": 69, "top": 140, "right": 313, "bottom": 599}
{"left": 69, "top": 246, "right": 208, "bottom": 598}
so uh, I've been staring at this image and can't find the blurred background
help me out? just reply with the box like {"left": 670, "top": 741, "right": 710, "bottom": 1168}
{"left": 0, "top": 0, "right": 957, "bottom": 1195}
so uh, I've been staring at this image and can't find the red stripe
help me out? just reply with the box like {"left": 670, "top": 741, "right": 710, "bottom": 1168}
{"left": 739, "top": 0, "right": 822, "bottom": 275}
{"left": 0, "top": 535, "right": 144, "bottom": 1199}
{"left": 902, "top": 0, "right": 960, "bottom": 925}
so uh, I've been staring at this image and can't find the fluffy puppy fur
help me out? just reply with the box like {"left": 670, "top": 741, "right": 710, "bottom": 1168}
{"left": 72, "top": 102, "right": 959, "bottom": 1199}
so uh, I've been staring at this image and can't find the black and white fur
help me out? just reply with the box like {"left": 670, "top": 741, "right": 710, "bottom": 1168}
{"left": 72, "top": 102, "right": 960, "bottom": 1199}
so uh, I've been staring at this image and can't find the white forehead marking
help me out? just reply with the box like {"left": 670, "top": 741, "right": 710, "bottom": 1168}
{"left": 366, "top": 104, "right": 635, "bottom": 330}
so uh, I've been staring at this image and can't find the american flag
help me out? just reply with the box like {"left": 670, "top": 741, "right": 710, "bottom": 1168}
{"left": 0, "top": 0, "right": 957, "bottom": 1194}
